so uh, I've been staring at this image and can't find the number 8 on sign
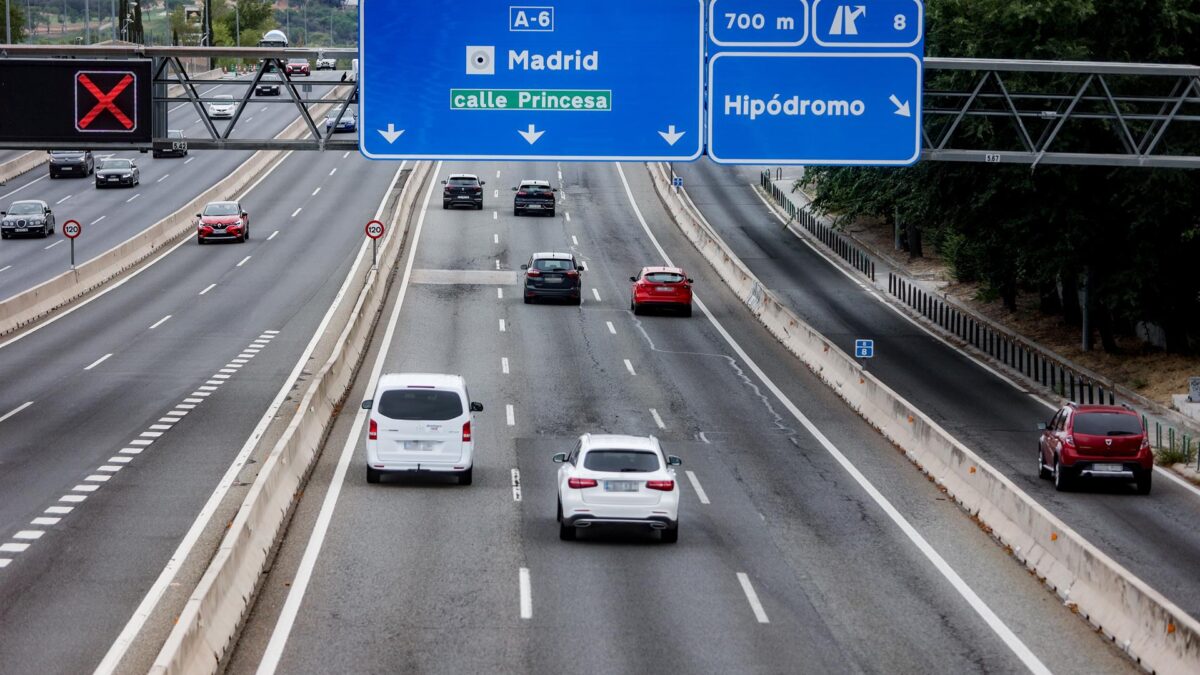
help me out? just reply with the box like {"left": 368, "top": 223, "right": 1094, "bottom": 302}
{"left": 365, "top": 219, "right": 385, "bottom": 239}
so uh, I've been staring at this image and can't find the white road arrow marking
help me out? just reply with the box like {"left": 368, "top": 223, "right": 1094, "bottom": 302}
{"left": 889, "top": 95, "right": 911, "bottom": 117}
{"left": 378, "top": 124, "right": 404, "bottom": 144}
{"left": 658, "top": 125, "right": 686, "bottom": 146}
{"left": 518, "top": 124, "right": 545, "bottom": 145}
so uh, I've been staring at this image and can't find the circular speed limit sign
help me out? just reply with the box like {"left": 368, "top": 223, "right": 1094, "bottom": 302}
{"left": 365, "top": 220, "right": 385, "bottom": 240}
{"left": 63, "top": 219, "right": 82, "bottom": 239}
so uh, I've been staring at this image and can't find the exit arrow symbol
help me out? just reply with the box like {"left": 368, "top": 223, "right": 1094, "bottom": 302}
{"left": 518, "top": 124, "right": 545, "bottom": 145}
{"left": 378, "top": 123, "right": 404, "bottom": 144}
{"left": 658, "top": 125, "right": 686, "bottom": 146}
{"left": 889, "top": 95, "right": 911, "bottom": 118}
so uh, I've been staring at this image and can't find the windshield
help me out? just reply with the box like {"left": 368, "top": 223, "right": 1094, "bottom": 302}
{"left": 584, "top": 450, "right": 661, "bottom": 473}
{"left": 214, "top": 95, "right": 234, "bottom": 102}
{"left": 520, "top": 183, "right": 551, "bottom": 193}
{"left": 1074, "top": 412, "right": 1143, "bottom": 436}
{"left": 644, "top": 272, "right": 685, "bottom": 283}
{"left": 50, "top": 151, "right": 84, "bottom": 158}
{"left": 288, "top": 59, "right": 308, "bottom": 64}
{"left": 378, "top": 389, "right": 463, "bottom": 421}
{"left": 202, "top": 203, "right": 240, "bottom": 216}
{"left": 100, "top": 159, "right": 131, "bottom": 170}
{"left": 8, "top": 202, "right": 41, "bottom": 215}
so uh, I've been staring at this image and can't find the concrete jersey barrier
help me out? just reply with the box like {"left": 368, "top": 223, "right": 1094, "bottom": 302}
{"left": 644, "top": 161, "right": 1200, "bottom": 674}
{"left": 0, "top": 88, "right": 345, "bottom": 337}
{"left": 149, "top": 160, "right": 434, "bottom": 674}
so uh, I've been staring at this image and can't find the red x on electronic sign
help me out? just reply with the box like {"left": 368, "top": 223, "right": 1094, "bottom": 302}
{"left": 75, "top": 70, "right": 138, "bottom": 132}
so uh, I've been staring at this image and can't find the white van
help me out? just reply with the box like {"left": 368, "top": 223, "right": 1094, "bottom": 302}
{"left": 362, "top": 373, "right": 482, "bottom": 485}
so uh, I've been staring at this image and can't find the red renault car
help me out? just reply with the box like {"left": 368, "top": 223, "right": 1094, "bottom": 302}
{"left": 630, "top": 266, "right": 693, "bottom": 316}
{"left": 1038, "top": 403, "right": 1153, "bottom": 494}
{"left": 196, "top": 200, "right": 250, "bottom": 244}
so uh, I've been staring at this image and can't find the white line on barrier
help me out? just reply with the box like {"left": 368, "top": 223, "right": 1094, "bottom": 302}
{"left": 736, "top": 573, "right": 769, "bottom": 623}
{"left": 519, "top": 568, "right": 533, "bottom": 619}
{"left": 606, "top": 321, "right": 616, "bottom": 334}
{"left": 685, "top": 470, "right": 710, "bottom": 504}
{"left": 2, "top": 401, "right": 35, "bottom": 424}
{"left": 649, "top": 408, "right": 665, "bottom": 429}
{"left": 624, "top": 359, "right": 636, "bottom": 376}
{"left": 126, "top": 193, "right": 141, "bottom": 203}
{"left": 56, "top": 195, "right": 72, "bottom": 204}
{"left": 237, "top": 256, "right": 252, "bottom": 267}
{"left": 44, "top": 240, "right": 63, "bottom": 250}
{"left": 148, "top": 315, "right": 171, "bottom": 330}
{"left": 506, "top": 404, "right": 515, "bottom": 426}
{"left": 255, "top": 161, "right": 439, "bottom": 675}
{"left": 620, "top": 164, "right": 1051, "bottom": 674}
{"left": 84, "top": 353, "right": 112, "bottom": 371}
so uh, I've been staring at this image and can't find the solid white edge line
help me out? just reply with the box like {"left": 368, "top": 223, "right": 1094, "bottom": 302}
{"left": 0, "top": 150, "right": 297, "bottom": 352}
{"left": 616, "top": 163, "right": 1050, "bottom": 675}
{"left": 685, "top": 470, "right": 710, "bottom": 505}
{"left": 94, "top": 161, "right": 410, "bottom": 675}
{"left": 84, "top": 353, "right": 113, "bottom": 371}
{"left": 736, "top": 572, "right": 770, "bottom": 624}
{"left": 0, "top": 401, "right": 34, "bottom": 424}
{"left": 519, "top": 567, "right": 533, "bottom": 620}
{"left": 254, "top": 161, "right": 438, "bottom": 675}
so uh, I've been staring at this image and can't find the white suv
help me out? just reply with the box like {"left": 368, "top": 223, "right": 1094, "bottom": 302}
{"left": 553, "top": 434, "right": 681, "bottom": 542}
{"left": 362, "top": 373, "right": 483, "bottom": 485}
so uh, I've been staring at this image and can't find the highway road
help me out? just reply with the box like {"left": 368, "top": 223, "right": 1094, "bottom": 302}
{"left": 0, "top": 74, "right": 351, "bottom": 299}
{"left": 672, "top": 158, "right": 1200, "bottom": 621}
{"left": 224, "top": 161, "right": 1133, "bottom": 674}
{"left": 0, "top": 142, "right": 400, "bottom": 673}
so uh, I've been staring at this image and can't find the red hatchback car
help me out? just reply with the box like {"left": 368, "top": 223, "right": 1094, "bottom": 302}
{"left": 1038, "top": 403, "right": 1153, "bottom": 494}
{"left": 630, "top": 266, "right": 693, "bottom": 316}
{"left": 285, "top": 58, "right": 310, "bottom": 76}
{"left": 196, "top": 200, "right": 250, "bottom": 244}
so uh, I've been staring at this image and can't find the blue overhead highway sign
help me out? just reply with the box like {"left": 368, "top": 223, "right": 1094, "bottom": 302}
{"left": 812, "top": 0, "right": 924, "bottom": 47}
{"left": 359, "top": 0, "right": 704, "bottom": 161}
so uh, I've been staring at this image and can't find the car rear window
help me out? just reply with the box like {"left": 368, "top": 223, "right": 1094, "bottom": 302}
{"left": 533, "top": 258, "right": 574, "bottom": 271}
{"left": 644, "top": 272, "right": 684, "bottom": 283}
{"left": 449, "top": 177, "right": 479, "bottom": 185}
{"left": 521, "top": 184, "right": 551, "bottom": 192}
{"left": 1073, "top": 412, "right": 1143, "bottom": 436}
{"left": 378, "top": 389, "right": 463, "bottom": 421}
{"left": 583, "top": 450, "right": 660, "bottom": 472}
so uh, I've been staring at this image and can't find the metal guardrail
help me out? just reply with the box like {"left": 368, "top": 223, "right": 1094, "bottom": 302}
{"left": 759, "top": 170, "right": 875, "bottom": 281}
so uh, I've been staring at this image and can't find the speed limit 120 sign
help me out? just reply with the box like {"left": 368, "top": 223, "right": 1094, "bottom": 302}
{"left": 365, "top": 219, "right": 385, "bottom": 239}
{"left": 63, "top": 219, "right": 82, "bottom": 239}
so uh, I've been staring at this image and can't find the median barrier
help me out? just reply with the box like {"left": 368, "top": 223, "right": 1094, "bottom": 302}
{"left": 0, "top": 87, "right": 346, "bottom": 338}
{"left": 0, "top": 151, "right": 50, "bottom": 185}
{"left": 645, "top": 161, "right": 1200, "bottom": 674}
{"left": 149, "top": 160, "right": 433, "bottom": 674}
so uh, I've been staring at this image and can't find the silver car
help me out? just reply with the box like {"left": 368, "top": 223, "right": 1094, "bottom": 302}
{"left": 207, "top": 94, "right": 237, "bottom": 119}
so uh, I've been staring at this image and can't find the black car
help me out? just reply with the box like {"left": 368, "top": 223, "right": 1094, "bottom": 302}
{"left": 521, "top": 251, "right": 585, "bottom": 304}
{"left": 95, "top": 158, "right": 140, "bottom": 188}
{"left": 512, "top": 180, "right": 557, "bottom": 216}
{"left": 1, "top": 200, "right": 55, "bottom": 239}
{"left": 152, "top": 130, "right": 188, "bottom": 158}
{"left": 48, "top": 150, "right": 94, "bottom": 178}
{"left": 255, "top": 73, "right": 281, "bottom": 96}
{"left": 442, "top": 174, "right": 485, "bottom": 210}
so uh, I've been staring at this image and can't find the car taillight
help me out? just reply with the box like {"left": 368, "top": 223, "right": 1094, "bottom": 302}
{"left": 517, "top": 191, "right": 528, "bottom": 196}
{"left": 646, "top": 480, "right": 675, "bottom": 491}
{"left": 462, "top": 421, "right": 472, "bottom": 442}
{"left": 526, "top": 268, "right": 541, "bottom": 277}
{"left": 473, "top": 187, "right": 482, "bottom": 193}
{"left": 1063, "top": 434, "right": 1076, "bottom": 449}
{"left": 443, "top": 187, "right": 451, "bottom": 194}
{"left": 568, "top": 477, "right": 598, "bottom": 489}
{"left": 368, "top": 418, "right": 377, "bottom": 440}
{"left": 565, "top": 270, "right": 579, "bottom": 278}
{"left": 1140, "top": 436, "right": 1151, "bottom": 452}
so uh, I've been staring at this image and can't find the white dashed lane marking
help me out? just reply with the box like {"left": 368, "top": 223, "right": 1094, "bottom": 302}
{"left": 268, "top": 230, "right": 279, "bottom": 241}
{"left": 237, "top": 256, "right": 252, "bottom": 267}
{"left": 84, "top": 353, "right": 113, "bottom": 370}
{"left": 592, "top": 289, "right": 601, "bottom": 302}
{"left": 44, "top": 241, "right": 63, "bottom": 250}
{"left": 624, "top": 359, "right": 636, "bottom": 376}
{"left": 157, "top": 174, "right": 170, "bottom": 183}
{"left": 649, "top": 408, "right": 666, "bottom": 429}
{"left": 291, "top": 208, "right": 302, "bottom": 218}
{"left": 148, "top": 315, "right": 172, "bottom": 330}
{"left": 506, "top": 404, "right": 516, "bottom": 426}
{"left": 0, "top": 402, "right": 34, "bottom": 424}
{"left": 56, "top": 195, "right": 72, "bottom": 204}
{"left": 126, "top": 193, "right": 141, "bottom": 203}
{"left": 199, "top": 283, "right": 216, "bottom": 296}
{"left": 91, "top": 216, "right": 106, "bottom": 225}
{"left": 502, "top": 357, "right": 510, "bottom": 374}
{"left": 606, "top": 321, "right": 616, "bottom": 334}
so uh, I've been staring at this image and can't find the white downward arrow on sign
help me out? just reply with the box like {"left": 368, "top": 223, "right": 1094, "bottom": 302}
{"left": 378, "top": 123, "right": 404, "bottom": 144}
{"left": 518, "top": 124, "right": 545, "bottom": 145}
{"left": 658, "top": 125, "right": 686, "bottom": 146}
{"left": 889, "top": 95, "right": 911, "bottom": 117}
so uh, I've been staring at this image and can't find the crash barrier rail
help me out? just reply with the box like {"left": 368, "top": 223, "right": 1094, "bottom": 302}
{"left": 0, "top": 87, "right": 345, "bottom": 337}
{"left": 759, "top": 170, "right": 875, "bottom": 281}
{"left": 888, "top": 273, "right": 1197, "bottom": 466}
{"left": 151, "top": 160, "right": 434, "bottom": 674}
{"left": 0, "top": 151, "right": 48, "bottom": 185}
{"left": 651, "top": 161, "right": 1200, "bottom": 674}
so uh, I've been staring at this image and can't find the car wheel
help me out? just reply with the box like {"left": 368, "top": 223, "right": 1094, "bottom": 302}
{"left": 1038, "top": 445, "right": 1052, "bottom": 479}
{"left": 548, "top": 209, "right": 555, "bottom": 217}
{"left": 661, "top": 525, "right": 679, "bottom": 544}
{"left": 632, "top": 301, "right": 642, "bottom": 315}
{"left": 524, "top": 295, "right": 533, "bottom": 304}
{"left": 1053, "top": 457, "right": 1072, "bottom": 492}
{"left": 556, "top": 500, "right": 563, "bottom": 522}
{"left": 573, "top": 296, "right": 582, "bottom": 306}
{"left": 559, "top": 521, "right": 576, "bottom": 541}
{"left": 442, "top": 201, "right": 450, "bottom": 210}
{"left": 1, "top": 232, "right": 7, "bottom": 239}
{"left": 476, "top": 203, "right": 483, "bottom": 211}
{"left": 1135, "top": 469, "right": 1153, "bottom": 495}
{"left": 39, "top": 225, "right": 49, "bottom": 238}
{"left": 197, "top": 235, "right": 205, "bottom": 245}
{"left": 682, "top": 304, "right": 692, "bottom": 317}
{"left": 366, "top": 467, "right": 381, "bottom": 484}
{"left": 514, "top": 209, "right": 521, "bottom": 217}
{"left": 459, "top": 467, "right": 473, "bottom": 486}
{"left": 45, "top": 224, "right": 53, "bottom": 237}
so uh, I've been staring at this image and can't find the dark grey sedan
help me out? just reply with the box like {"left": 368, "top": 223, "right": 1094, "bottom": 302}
{"left": 95, "top": 158, "right": 140, "bottom": 188}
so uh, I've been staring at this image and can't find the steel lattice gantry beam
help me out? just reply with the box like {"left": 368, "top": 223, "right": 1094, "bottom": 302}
{"left": 1, "top": 46, "right": 1199, "bottom": 167}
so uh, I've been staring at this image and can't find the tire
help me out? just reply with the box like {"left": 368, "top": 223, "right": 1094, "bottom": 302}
{"left": 1038, "top": 446, "right": 1052, "bottom": 479}
{"left": 476, "top": 203, "right": 483, "bottom": 210}
{"left": 632, "top": 301, "right": 642, "bottom": 316}
{"left": 661, "top": 525, "right": 679, "bottom": 543}
{"left": 1053, "top": 457, "right": 1072, "bottom": 492}
{"left": 548, "top": 209, "right": 555, "bottom": 217}
{"left": 442, "top": 201, "right": 450, "bottom": 210}
{"left": 556, "top": 500, "right": 563, "bottom": 522}
{"left": 524, "top": 295, "right": 533, "bottom": 304}
{"left": 244, "top": 226, "right": 250, "bottom": 241}
{"left": 459, "top": 467, "right": 473, "bottom": 486}
{"left": 197, "top": 235, "right": 205, "bottom": 245}
{"left": 366, "top": 467, "right": 381, "bottom": 484}
{"left": 39, "top": 225, "right": 49, "bottom": 239}
{"left": 573, "top": 296, "right": 582, "bottom": 306}
{"left": 682, "top": 304, "right": 692, "bottom": 317}
{"left": 49, "top": 172, "right": 57, "bottom": 179}
{"left": 1135, "top": 469, "right": 1153, "bottom": 495}
{"left": 1, "top": 232, "right": 7, "bottom": 239}
{"left": 559, "top": 521, "right": 576, "bottom": 541}
{"left": 514, "top": 209, "right": 521, "bottom": 217}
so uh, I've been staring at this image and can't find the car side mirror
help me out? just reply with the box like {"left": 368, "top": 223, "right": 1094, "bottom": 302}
{"left": 552, "top": 453, "right": 567, "bottom": 463}
{"left": 511, "top": 186, "right": 518, "bottom": 191}
{"left": 552, "top": 188, "right": 559, "bottom": 192}
{"left": 629, "top": 276, "right": 637, "bottom": 282}
{"left": 45, "top": 209, "right": 52, "bottom": 215}
{"left": 667, "top": 455, "right": 682, "bottom": 466}
{"left": 1037, "top": 422, "right": 1047, "bottom": 431}
{"left": 241, "top": 212, "right": 249, "bottom": 217}
{"left": 687, "top": 278, "right": 694, "bottom": 283}
{"left": 470, "top": 401, "right": 483, "bottom": 412}
{"left": 480, "top": 180, "right": 486, "bottom": 185}
{"left": 361, "top": 399, "right": 372, "bottom": 409}
{"left": 520, "top": 264, "right": 529, "bottom": 270}
{"left": 577, "top": 263, "right": 586, "bottom": 271}
{"left": 1, "top": 212, "right": 6, "bottom": 217}
{"left": 195, "top": 213, "right": 202, "bottom": 218}
{"left": 440, "top": 180, "right": 447, "bottom": 185}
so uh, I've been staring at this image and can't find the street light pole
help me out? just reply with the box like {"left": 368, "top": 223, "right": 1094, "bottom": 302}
{"left": 5, "top": 0, "right": 11, "bottom": 44}
{"left": 110, "top": 0, "right": 115, "bottom": 41}
{"left": 235, "top": 1, "right": 239, "bottom": 46}
{"left": 84, "top": 0, "right": 89, "bottom": 44}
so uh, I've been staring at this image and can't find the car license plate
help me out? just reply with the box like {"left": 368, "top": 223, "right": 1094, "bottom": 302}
{"left": 656, "top": 286, "right": 673, "bottom": 292}
{"left": 527, "top": 204, "right": 541, "bottom": 209}
{"left": 605, "top": 480, "right": 639, "bottom": 492}
{"left": 1093, "top": 463, "right": 1123, "bottom": 472}
{"left": 62, "top": 167, "right": 72, "bottom": 171}
{"left": 14, "top": 228, "right": 27, "bottom": 232}
{"left": 402, "top": 441, "right": 428, "bottom": 450}
{"left": 108, "top": 177, "right": 118, "bottom": 181}
{"left": 544, "top": 277, "right": 562, "bottom": 284}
